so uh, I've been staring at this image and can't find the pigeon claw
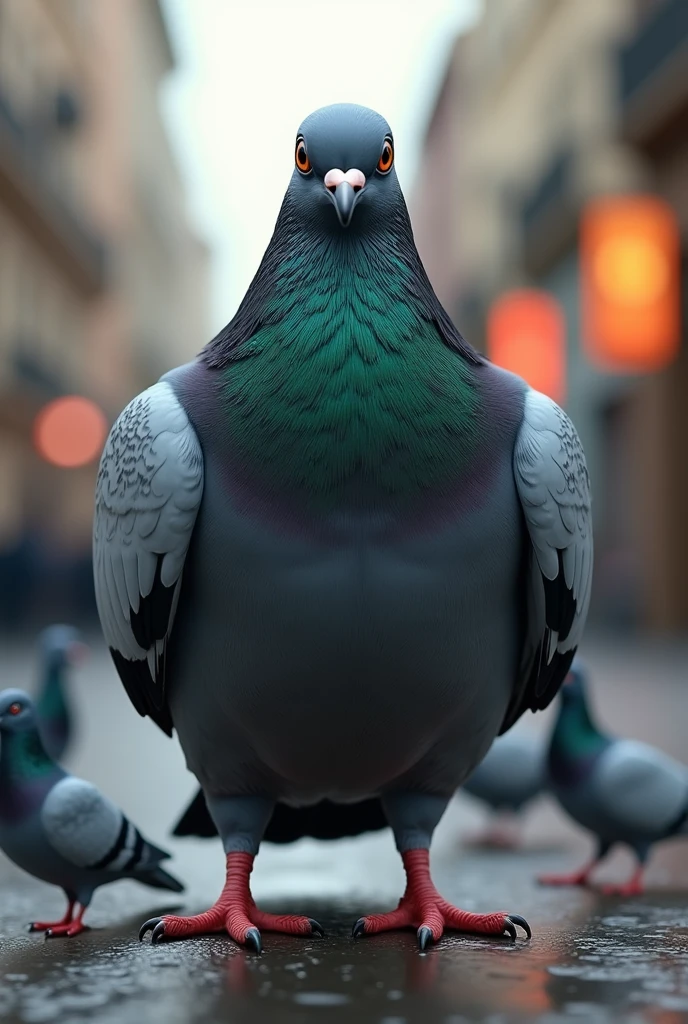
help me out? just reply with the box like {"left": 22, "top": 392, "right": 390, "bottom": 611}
{"left": 505, "top": 913, "right": 531, "bottom": 940}
{"left": 43, "top": 921, "right": 88, "bottom": 939}
{"left": 139, "top": 917, "right": 162, "bottom": 942}
{"left": 352, "top": 917, "right": 366, "bottom": 940}
{"left": 245, "top": 927, "right": 262, "bottom": 954}
{"left": 308, "top": 918, "right": 326, "bottom": 938}
{"left": 417, "top": 925, "right": 433, "bottom": 951}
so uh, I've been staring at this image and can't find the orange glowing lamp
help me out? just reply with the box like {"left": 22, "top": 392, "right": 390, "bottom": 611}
{"left": 581, "top": 196, "right": 680, "bottom": 372}
{"left": 33, "top": 396, "right": 108, "bottom": 468}
{"left": 487, "top": 290, "right": 566, "bottom": 405}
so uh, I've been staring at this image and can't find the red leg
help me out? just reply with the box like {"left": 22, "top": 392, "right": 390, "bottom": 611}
{"left": 44, "top": 905, "right": 89, "bottom": 938}
{"left": 600, "top": 865, "right": 645, "bottom": 897}
{"left": 139, "top": 852, "right": 323, "bottom": 951}
{"left": 538, "top": 859, "right": 600, "bottom": 887}
{"left": 29, "top": 899, "right": 75, "bottom": 933}
{"left": 353, "top": 849, "right": 531, "bottom": 949}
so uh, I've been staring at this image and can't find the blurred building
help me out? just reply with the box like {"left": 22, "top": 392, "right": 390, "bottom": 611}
{"left": 412, "top": 0, "right": 688, "bottom": 632}
{"left": 0, "top": 0, "right": 209, "bottom": 627}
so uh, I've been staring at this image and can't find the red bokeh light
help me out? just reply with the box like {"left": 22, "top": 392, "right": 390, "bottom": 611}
{"left": 487, "top": 290, "right": 566, "bottom": 406}
{"left": 581, "top": 195, "right": 680, "bottom": 372}
{"left": 33, "top": 396, "right": 108, "bottom": 468}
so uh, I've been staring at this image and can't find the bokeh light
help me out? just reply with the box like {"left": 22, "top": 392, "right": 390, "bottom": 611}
{"left": 33, "top": 397, "right": 108, "bottom": 469}
{"left": 487, "top": 290, "right": 566, "bottom": 406}
{"left": 581, "top": 196, "right": 680, "bottom": 372}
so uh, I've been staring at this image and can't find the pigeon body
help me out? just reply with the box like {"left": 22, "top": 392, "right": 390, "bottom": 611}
{"left": 94, "top": 104, "right": 592, "bottom": 949}
{"left": 0, "top": 689, "right": 183, "bottom": 937}
{"left": 541, "top": 664, "right": 688, "bottom": 893}
{"left": 35, "top": 625, "right": 84, "bottom": 761}
{"left": 463, "top": 733, "right": 546, "bottom": 813}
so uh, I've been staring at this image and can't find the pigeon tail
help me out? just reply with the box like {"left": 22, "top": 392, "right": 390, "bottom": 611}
{"left": 172, "top": 789, "right": 389, "bottom": 843}
{"left": 137, "top": 865, "right": 185, "bottom": 893}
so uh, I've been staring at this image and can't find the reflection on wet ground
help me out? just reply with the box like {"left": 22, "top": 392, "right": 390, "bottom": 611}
{"left": 1, "top": 850, "right": 686, "bottom": 1023}
{"left": 1, "top": 636, "right": 687, "bottom": 1022}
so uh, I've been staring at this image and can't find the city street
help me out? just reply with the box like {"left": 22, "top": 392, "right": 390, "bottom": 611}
{"left": 0, "top": 634, "right": 686, "bottom": 1023}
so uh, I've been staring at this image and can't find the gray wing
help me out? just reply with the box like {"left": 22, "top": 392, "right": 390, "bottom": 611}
{"left": 503, "top": 388, "right": 593, "bottom": 731}
{"left": 593, "top": 740, "right": 688, "bottom": 837}
{"left": 93, "top": 381, "right": 204, "bottom": 734}
{"left": 41, "top": 777, "right": 166, "bottom": 872}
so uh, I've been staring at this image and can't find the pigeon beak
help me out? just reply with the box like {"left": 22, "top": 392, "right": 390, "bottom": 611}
{"left": 324, "top": 168, "right": 366, "bottom": 227}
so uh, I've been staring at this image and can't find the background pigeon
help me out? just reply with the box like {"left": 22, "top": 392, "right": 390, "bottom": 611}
{"left": 93, "top": 103, "right": 592, "bottom": 952}
{"left": 0, "top": 689, "right": 183, "bottom": 937}
{"left": 35, "top": 625, "right": 86, "bottom": 762}
{"left": 540, "top": 662, "right": 688, "bottom": 894}
{"left": 462, "top": 732, "right": 547, "bottom": 847}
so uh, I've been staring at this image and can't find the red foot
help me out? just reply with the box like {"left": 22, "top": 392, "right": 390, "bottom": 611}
{"left": 538, "top": 862, "right": 596, "bottom": 887}
{"left": 31, "top": 904, "right": 88, "bottom": 939}
{"left": 139, "top": 852, "right": 324, "bottom": 951}
{"left": 600, "top": 868, "right": 644, "bottom": 897}
{"left": 536, "top": 856, "right": 597, "bottom": 888}
{"left": 29, "top": 901, "right": 76, "bottom": 934}
{"left": 45, "top": 920, "right": 88, "bottom": 939}
{"left": 353, "top": 849, "right": 531, "bottom": 949}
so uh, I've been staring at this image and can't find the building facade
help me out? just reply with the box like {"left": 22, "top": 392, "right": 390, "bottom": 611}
{"left": 0, "top": 0, "right": 209, "bottom": 626}
{"left": 411, "top": 0, "right": 688, "bottom": 631}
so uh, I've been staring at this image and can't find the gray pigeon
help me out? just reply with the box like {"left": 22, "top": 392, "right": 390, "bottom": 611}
{"left": 36, "top": 625, "right": 86, "bottom": 761}
{"left": 462, "top": 732, "right": 547, "bottom": 847}
{"left": 93, "top": 103, "right": 592, "bottom": 952}
{"left": 540, "top": 662, "right": 688, "bottom": 894}
{"left": 0, "top": 689, "right": 183, "bottom": 937}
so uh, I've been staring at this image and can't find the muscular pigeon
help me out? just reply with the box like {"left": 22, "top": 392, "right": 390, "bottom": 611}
{"left": 0, "top": 689, "right": 183, "bottom": 937}
{"left": 35, "top": 625, "right": 86, "bottom": 761}
{"left": 93, "top": 103, "right": 592, "bottom": 951}
{"left": 540, "top": 662, "right": 688, "bottom": 895}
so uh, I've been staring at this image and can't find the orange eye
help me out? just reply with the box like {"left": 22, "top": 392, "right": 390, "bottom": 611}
{"left": 295, "top": 137, "right": 311, "bottom": 174}
{"left": 9, "top": 702, "right": 22, "bottom": 716}
{"left": 377, "top": 138, "right": 394, "bottom": 174}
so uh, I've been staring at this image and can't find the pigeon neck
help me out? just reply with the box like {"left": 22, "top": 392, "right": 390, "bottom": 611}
{"left": 39, "top": 663, "right": 68, "bottom": 718}
{"left": 200, "top": 191, "right": 482, "bottom": 371}
{"left": 212, "top": 233, "right": 490, "bottom": 504}
{"left": 0, "top": 726, "right": 56, "bottom": 785}
{"left": 548, "top": 694, "right": 607, "bottom": 784}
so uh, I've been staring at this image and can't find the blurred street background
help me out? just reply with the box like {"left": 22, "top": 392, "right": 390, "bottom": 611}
{"left": 0, "top": 0, "right": 687, "bottom": 1021}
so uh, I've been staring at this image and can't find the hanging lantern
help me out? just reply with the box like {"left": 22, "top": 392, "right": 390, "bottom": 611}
{"left": 581, "top": 195, "right": 680, "bottom": 372}
{"left": 487, "top": 290, "right": 566, "bottom": 405}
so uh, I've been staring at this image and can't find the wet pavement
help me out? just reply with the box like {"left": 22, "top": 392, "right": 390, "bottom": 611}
{"left": 1, "top": 634, "right": 687, "bottom": 1022}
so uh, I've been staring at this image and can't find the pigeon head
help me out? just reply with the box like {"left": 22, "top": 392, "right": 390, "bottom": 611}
{"left": 0, "top": 689, "right": 37, "bottom": 735}
{"left": 39, "top": 625, "right": 87, "bottom": 671}
{"left": 287, "top": 104, "right": 401, "bottom": 233}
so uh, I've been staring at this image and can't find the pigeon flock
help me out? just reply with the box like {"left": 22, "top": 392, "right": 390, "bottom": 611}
{"left": 0, "top": 104, "right": 684, "bottom": 949}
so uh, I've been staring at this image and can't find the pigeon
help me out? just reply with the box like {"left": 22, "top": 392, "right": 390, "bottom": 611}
{"left": 539, "top": 662, "right": 688, "bottom": 895}
{"left": 35, "top": 625, "right": 87, "bottom": 761}
{"left": 0, "top": 689, "right": 184, "bottom": 937}
{"left": 93, "top": 103, "right": 592, "bottom": 952}
{"left": 462, "top": 732, "right": 547, "bottom": 847}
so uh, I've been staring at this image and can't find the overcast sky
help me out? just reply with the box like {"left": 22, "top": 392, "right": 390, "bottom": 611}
{"left": 160, "top": 0, "right": 480, "bottom": 335}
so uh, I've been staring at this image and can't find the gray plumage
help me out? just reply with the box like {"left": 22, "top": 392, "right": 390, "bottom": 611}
{"left": 463, "top": 732, "right": 547, "bottom": 812}
{"left": 36, "top": 624, "right": 84, "bottom": 762}
{"left": 95, "top": 385, "right": 591, "bottom": 809}
{"left": 92, "top": 103, "right": 593, "bottom": 947}
{"left": 547, "top": 665, "right": 688, "bottom": 872}
{"left": 0, "top": 689, "right": 183, "bottom": 936}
